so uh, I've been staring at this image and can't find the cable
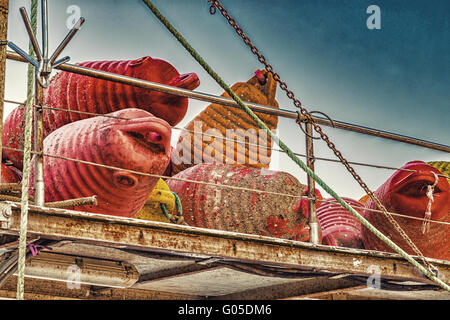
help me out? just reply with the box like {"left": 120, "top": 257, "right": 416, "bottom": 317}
{"left": 1, "top": 145, "right": 304, "bottom": 200}
{"left": 4, "top": 144, "right": 449, "bottom": 227}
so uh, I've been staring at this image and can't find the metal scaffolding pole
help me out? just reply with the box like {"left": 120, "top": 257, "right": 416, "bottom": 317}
{"left": 305, "top": 122, "right": 319, "bottom": 244}
{"left": 0, "top": 0, "right": 8, "bottom": 180}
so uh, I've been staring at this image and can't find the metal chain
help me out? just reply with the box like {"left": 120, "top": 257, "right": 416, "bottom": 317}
{"left": 208, "top": 0, "right": 435, "bottom": 271}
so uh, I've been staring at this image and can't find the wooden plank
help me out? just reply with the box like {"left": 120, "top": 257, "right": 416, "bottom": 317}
{"left": 1, "top": 202, "right": 449, "bottom": 286}
{"left": 336, "top": 287, "right": 450, "bottom": 300}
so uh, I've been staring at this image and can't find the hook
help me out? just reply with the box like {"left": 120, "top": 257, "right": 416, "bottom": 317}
{"left": 309, "top": 110, "right": 336, "bottom": 129}
{"left": 296, "top": 111, "right": 320, "bottom": 140}
{"left": 296, "top": 110, "right": 336, "bottom": 140}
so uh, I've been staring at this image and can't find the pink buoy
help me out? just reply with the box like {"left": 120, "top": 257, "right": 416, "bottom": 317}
{"left": 30, "top": 108, "right": 172, "bottom": 218}
{"left": 3, "top": 56, "right": 200, "bottom": 169}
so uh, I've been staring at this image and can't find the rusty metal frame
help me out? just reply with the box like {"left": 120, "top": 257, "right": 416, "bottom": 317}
{"left": 1, "top": 202, "right": 449, "bottom": 286}
{"left": 1, "top": 2, "right": 449, "bottom": 300}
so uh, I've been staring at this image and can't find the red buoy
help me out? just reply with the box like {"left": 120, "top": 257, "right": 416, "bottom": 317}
{"left": 166, "top": 163, "right": 314, "bottom": 241}
{"left": 3, "top": 56, "right": 200, "bottom": 169}
{"left": 316, "top": 197, "right": 364, "bottom": 249}
{"left": 362, "top": 161, "right": 449, "bottom": 260}
{"left": 29, "top": 108, "right": 172, "bottom": 218}
{"left": 0, "top": 163, "right": 21, "bottom": 183}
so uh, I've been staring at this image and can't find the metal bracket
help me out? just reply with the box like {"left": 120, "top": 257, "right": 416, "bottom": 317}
{"left": 0, "top": 202, "right": 12, "bottom": 229}
{"left": 7, "top": 1, "right": 85, "bottom": 88}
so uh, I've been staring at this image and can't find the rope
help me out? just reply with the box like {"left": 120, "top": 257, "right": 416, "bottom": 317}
{"left": 160, "top": 191, "right": 185, "bottom": 225}
{"left": 422, "top": 172, "right": 439, "bottom": 234}
{"left": 141, "top": 0, "right": 449, "bottom": 291}
{"left": 16, "top": 0, "right": 38, "bottom": 301}
{"left": 2, "top": 144, "right": 449, "bottom": 228}
{"left": 4, "top": 102, "right": 450, "bottom": 180}
{"left": 1, "top": 145, "right": 304, "bottom": 200}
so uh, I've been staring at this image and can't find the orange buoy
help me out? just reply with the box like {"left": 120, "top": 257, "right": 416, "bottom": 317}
{"left": 170, "top": 70, "right": 279, "bottom": 175}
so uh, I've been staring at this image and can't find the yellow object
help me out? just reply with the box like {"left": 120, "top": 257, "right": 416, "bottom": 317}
{"left": 136, "top": 179, "right": 175, "bottom": 222}
{"left": 428, "top": 161, "right": 450, "bottom": 183}
{"left": 359, "top": 194, "right": 371, "bottom": 205}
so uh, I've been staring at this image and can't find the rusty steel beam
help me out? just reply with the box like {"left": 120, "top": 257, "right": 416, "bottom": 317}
{"left": 0, "top": 202, "right": 449, "bottom": 286}
{"left": 6, "top": 51, "right": 449, "bottom": 153}
{"left": 211, "top": 276, "right": 363, "bottom": 300}
{"left": 22, "top": 251, "right": 139, "bottom": 288}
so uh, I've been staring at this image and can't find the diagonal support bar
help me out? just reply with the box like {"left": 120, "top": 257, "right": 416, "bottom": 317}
{"left": 49, "top": 17, "right": 84, "bottom": 66}
{"left": 19, "top": 7, "right": 42, "bottom": 62}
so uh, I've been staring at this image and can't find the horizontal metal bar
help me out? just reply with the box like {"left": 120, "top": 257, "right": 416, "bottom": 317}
{"left": 1, "top": 201, "right": 449, "bottom": 284}
{"left": 6, "top": 51, "right": 449, "bottom": 153}
{"left": 22, "top": 251, "right": 139, "bottom": 288}
{"left": 5, "top": 51, "right": 294, "bottom": 117}
{"left": 0, "top": 275, "right": 203, "bottom": 300}
{"left": 305, "top": 116, "right": 450, "bottom": 153}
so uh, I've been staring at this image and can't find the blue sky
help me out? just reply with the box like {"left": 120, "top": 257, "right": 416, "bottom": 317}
{"left": 4, "top": 0, "right": 450, "bottom": 200}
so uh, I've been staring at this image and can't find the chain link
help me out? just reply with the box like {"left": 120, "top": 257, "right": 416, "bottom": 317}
{"left": 208, "top": 0, "right": 434, "bottom": 271}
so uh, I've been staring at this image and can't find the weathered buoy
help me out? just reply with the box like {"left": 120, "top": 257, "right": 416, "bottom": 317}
{"left": 166, "top": 163, "right": 313, "bottom": 241}
{"left": 30, "top": 108, "right": 172, "bottom": 218}
{"left": 170, "top": 70, "right": 279, "bottom": 175}
{"left": 3, "top": 56, "right": 199, "bottom": 169}
{"left": 362, "top": 161, "right": 449, "bottom": 260}
{"left": 316, "top": 197, "right": 364, "bottom": 249}
{"left": 0, "top": 163, "right": 21, "bottom": 183}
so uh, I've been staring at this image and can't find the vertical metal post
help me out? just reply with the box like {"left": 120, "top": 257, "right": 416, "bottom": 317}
{"left": 305, "top": 122, "right": 320, "bottom": 244}
{"left": 33, "top": 81, "right": 44, "bottom": 206}
{"left": 40, "top": 0, "right": 48, "bottom": 66}
{"left": 0, "top": 0, "right": 9, "bottom": 180}
{"left": 33, "top": 0, "right": 46, "bottom": 206}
